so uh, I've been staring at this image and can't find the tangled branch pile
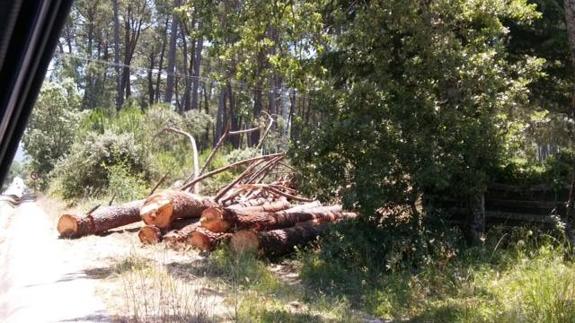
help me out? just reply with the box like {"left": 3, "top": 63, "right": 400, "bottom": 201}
{"left": 56, "top": 143, "right": 356, "bottom": 257}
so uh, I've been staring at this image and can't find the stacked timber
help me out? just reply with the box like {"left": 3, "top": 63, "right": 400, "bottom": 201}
{"left": 55, "top": 150, "right": 357, "bottom": 257}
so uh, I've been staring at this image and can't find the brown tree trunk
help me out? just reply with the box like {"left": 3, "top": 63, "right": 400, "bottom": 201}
{"left": 140, "top": 190, "right": 216, "bottom": 230}
{"left": 564, "top": 0, "right": 575, "bottom": 246}
{"left": 201, "top": 204, "right": 352, "bottom": 233}
{"left": 230, "top": 220, "right": 327, "bottom": 256}
{"left": 57, "top": 200, "right": 144, "bottom": 238}
{"left": 228, "top": 82, "right": 240, "bottom": 148}
{"left": 112, "top": 0, "right": 122, "bottom": 108}
{"left": 190, "top": 36, "right": 203, "bottom": 110}
{"left": 155, "top": 18, "right": 169, "bottom": 103}
{"left": 214, "top": 87, "right": 226, "bottom": 146}
{"left": 164, "top": 0, "right": 180, "bottom": 104}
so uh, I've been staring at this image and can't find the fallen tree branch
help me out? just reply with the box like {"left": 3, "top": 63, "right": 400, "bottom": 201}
{"left": 244, "top": 155, "right": 284, "bottom": 184}
{"left": 255, "top": 112, "right": 274, "bottom": 151}
{"left": 264, "top": 186, "right": 314, "bottom": 202}
{"left": 180, "top": 152, "right": 284, "bottom": 191}
{"left": 149, "top": 174, "right": 169, "bottom": 196}
{"left": 164, "top": 127, "right": 200, "bottom": 193}
{"left": 214, "top": 159, "right": 268, "bottom": 202}
{"left": 199, "top": 126, "right": 261, "bottom": 176}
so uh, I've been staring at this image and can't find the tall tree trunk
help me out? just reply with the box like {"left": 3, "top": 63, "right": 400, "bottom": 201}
{"left": 121, "top": 14, "right": 131, "bottom": 104}
{"left": 228, "top": 82, "right": 240, "bottom": 148}
{"left": 112, "top": 0, "right": 122, "bottom": 109}
{"left": 190, "top": 36, "right": 203, "bottom": 110}
{"left": 181, "top": 27, "right": 192, "bottom": 112}
{"left": 215, "top": 87, "right": 226, "bottom": 147}
{"left": 147, "top": 52, "right": 156, "bottom": 106}
{"left": 251, "top": 85, "right": 263, "bottom": 146}
{"left": 155, "top": 18, "right": 169, "bottom": 104}
{"left": 288, "top": 89, "right": 296, "bottom": 139}
{"left": 82, "top": 17, "right": 95, "bottom": 109}
{"left": 563, "top": 0, "right": 575, "bottom": 246}
{"left": 164, "top": 1, "right": 180, "bottom": 104}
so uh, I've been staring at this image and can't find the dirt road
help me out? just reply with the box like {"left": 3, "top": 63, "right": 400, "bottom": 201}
{"left": 0, "top": 200, "right": 109, "bottom": 322}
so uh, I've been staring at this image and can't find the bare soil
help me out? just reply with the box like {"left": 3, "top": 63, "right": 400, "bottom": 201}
{"left": 0, "top": 196, "right": 230, "bottom": 322}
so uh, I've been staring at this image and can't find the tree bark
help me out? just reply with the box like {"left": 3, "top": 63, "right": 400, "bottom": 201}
{"left": 564, "top": 0, "right": 575, "bottom": 246}
{"left": 164, "top": 0, "right": 180, "bottom": 104}
{"left": 201, "top": 205, "right": 354, "bottom": 233}
{"left": 181, "top": 26, "right": 192, "bottom": 112}
{"left": 230, "top": 220, "right": 327, "bottom": 256}
{"left": 251, "top": 86, "right": 263, "bottom": 146}
{"left": 147, "top": 51, "right": 156, "bottom": 106}
{"left": 155, "top": 18, "right": 169, "bottom": 103}
{"left": 112, "top": 0, "right": 122, "bottom": 108}
{"left": 191, "top": 36, "right": 203, "bottom": 110}
{"left": 228, "top": 82, "right": 240, "bottom": 148}
{"left": 214, "top": 86, "right": 226, "bottom": 146}
{"left": 57, "top": 200, "right": 144, "bottom": 238}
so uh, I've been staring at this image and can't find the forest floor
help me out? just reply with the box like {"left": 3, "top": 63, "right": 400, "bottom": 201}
{"left": 0, "top": 196, "right": 366, "bottom": 322}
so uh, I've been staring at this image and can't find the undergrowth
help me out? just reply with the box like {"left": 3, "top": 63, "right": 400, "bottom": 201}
{"left": 106, "top": 215, "right": 575, "bottom": 322}
{"left": 299, "top": 222, "right": 575, "bottom": 322}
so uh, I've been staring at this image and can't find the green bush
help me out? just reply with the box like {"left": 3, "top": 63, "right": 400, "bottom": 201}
{"left": 23, "top": 79, "right": 82, "bottom": 187}
{"left": 106, "top": 163, "right": 149, "bottom": 202}
{"left": 51, "top": 130, "right": 150, "bottom": 200}
{"left": 300, "top": 223, "right": 573, "bottom": 322}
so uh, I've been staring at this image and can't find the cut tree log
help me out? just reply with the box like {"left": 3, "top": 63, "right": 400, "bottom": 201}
{"left": 230, "top": 220, "right": 328, "bottom": 256}
{"left": 180, "top": 152, "right": 284, "bottom": 191}
{"left": 201, "top": 198, "right": 292, "bottom": 231}
{"left": 201, "top": 199, "right": 302, "bottom": 232}
{"left": 57, "top": 200, "right": 144, "bottom": 238}
{"left": 201, "top": 204, "right": 350, "bottom": 233}
{"left": 189, "top": 227, "right": 231, "bottom": 251}
{"left": 138, "top": 218, "right": 199, "bottom": 245}
{"left": 199, "top": 203, "right": 325, "bottom": 232}
{"left": 138, "top": 225, "right": 162, "bottom": 245}
{"left": 140, "top": 190, "right": 217, "bottom": 230}
{"left": 163, "top": 222, "right": 201, "bottom": 248}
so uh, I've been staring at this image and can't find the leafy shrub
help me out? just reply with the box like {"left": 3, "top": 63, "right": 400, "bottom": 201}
{"left": 51, "top": 130, "right": 150, "bottom": 200}
{"left": 23, "top": 79, "right": 82, "bottom": 187}
{"left": 493, "top": 150, "right": 574, "bottom": 189}
{"left": 300, "top": 213, "right": 463, "bottom": 298}
{"left": 106, "top": 163, "right": 149, "bottom": 202}
{"left": 291, "top": 1, "right": 544, "bottom": 217}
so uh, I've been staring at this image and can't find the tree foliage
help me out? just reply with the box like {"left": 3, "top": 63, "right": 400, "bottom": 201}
{"left": 292, "top": 0, "right": 545, "bottom": 215}
{"left": 22, "top": 79, "right": 81, "bottom": 186}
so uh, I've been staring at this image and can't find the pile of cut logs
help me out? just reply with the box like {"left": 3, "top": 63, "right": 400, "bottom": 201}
{"left": 56, "top": 150, "right": 356, "bottom": 257}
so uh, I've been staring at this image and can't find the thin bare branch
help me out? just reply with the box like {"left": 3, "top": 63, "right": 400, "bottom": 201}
{"left": 264, "top": 186, "right": 314, "bottom": 202}
{"left": 255, "top": 111, "right": 274, "bottom": 150}
{"left": 180, "top": 152, "right": 285, "bottom": 191}
{"left": 215, "top": 159, "right": 268, "bottom": 202}
{"left": 163, "top": 127, "right": 200, "bottom": 193}
{"left": 199, "top": 126, "right": 262, "bottom": 176}
{"left": 149, "top": 173, "right": 168, "bottom": 196}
